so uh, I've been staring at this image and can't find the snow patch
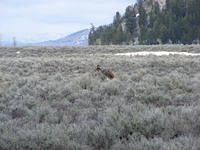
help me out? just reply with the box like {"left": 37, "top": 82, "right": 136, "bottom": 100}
{"left": 115, "top": 51, "right": 200, "bottom": 56}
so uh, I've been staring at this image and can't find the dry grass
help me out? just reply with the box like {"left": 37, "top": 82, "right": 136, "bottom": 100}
{"left": 0, "top": 45, "right": 200, "bottom": 150}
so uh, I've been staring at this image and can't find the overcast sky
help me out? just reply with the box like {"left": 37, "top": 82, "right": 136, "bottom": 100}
{"left": 0, "top": 0, "right": 135, "bottom": 42}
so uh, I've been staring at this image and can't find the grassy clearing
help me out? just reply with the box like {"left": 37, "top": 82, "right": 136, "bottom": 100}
{"left": 0, "top": 45, "right": 200, "bottom": 150}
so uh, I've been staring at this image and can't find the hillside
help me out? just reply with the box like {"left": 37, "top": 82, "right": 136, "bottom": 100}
{"left": 1, "top": 29, "right": 90, "bottom": 46}
{"left": 89, "top": 0, "right": 200, "bottom": 45}
{"left": 33, "top": 29, "right": 90, "bottom": 46}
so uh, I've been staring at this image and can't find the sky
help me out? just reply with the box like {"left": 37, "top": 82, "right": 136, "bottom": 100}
{"left": 0, "top": 0, "right": 135, "bottom": 42}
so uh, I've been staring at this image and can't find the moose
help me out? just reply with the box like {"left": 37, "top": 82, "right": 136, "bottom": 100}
{"left": 92, "top": 65, "right": 116, "bottom": 79}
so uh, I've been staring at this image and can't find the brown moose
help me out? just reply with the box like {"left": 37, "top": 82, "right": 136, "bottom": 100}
{"left": 93, "top": 65, "right": 116, "bottom": 79}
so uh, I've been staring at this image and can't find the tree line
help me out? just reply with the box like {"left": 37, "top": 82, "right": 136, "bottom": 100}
{"left": 89, "top": 0, "right": 200, "bottom": 45}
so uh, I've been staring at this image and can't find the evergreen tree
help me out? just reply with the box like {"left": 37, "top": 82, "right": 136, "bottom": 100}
{"left": 124, "top": 6, "right": 137, "bottom": 35}
{"left": 113, "top": 12, "right": 121, "bottom": 25}
{"left": 88, "top": 24, "right": 95, "bottom": 45}
{"left": 138, "top": 1, "right": 147, "bottom": 28}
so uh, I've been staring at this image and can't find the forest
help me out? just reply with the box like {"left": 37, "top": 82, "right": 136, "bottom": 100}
{"left": 89, "top": 0, "right": 200, "bottom": 45}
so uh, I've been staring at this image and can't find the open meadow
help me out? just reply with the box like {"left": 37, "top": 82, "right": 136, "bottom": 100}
{"left": 0, "top": 45, "right": 200, "bottom": 150}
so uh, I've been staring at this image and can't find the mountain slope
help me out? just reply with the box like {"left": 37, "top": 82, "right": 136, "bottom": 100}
{"left": 89, "top": 0, "right": 200, "bottom": 45}
{"left": 35, "top": 29, "right": 90, "bottom": 46}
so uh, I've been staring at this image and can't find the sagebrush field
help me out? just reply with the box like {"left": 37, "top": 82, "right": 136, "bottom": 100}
{"left": 0, "top": 45, "right": 200, "bottom": 150}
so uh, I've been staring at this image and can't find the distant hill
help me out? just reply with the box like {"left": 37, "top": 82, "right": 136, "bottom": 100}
{"left": 1, "top": 41, "right": 24, "bottom": 46}
{"left": 1, "top": 29, "right": 90, "bottom": 46}
{"left": 34, "top": 29, "right": 90, "bottom": 46}
{"left": 1, "top": 41, "right": 11, "bottom": 46}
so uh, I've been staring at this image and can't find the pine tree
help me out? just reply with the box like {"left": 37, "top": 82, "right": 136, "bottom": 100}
{"left": 138, "top": 1, "right": 147, "bottom": 28}
{"left": 113, "top": 12, "right": 121, "bottom": 25}
{"left": 88, "top": 24, "right": 95, "bottom": 45}
{"left": 124, "top": 6, "right": 137, "bottom": 35}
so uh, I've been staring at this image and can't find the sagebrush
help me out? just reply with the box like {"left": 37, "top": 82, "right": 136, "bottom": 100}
{"left": 0, "top": 45, "right": 200, "bottom": 150}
